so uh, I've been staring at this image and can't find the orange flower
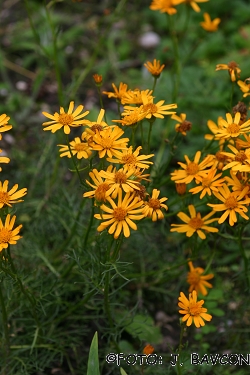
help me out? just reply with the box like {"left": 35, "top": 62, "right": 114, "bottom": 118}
{"left": 144, "top": 59, "right": 165, "bottom": 77}
{"left": 200, "top": 13, "right": 220, "bottom": 32}
{"left": 178, "top": 291, "right": 212, "bottom": 328}
{"left": 187, "top": 261, "right": 214, "bottom": 296}
{"left": 216, "top": 61, "right": 241, "bottom": 82}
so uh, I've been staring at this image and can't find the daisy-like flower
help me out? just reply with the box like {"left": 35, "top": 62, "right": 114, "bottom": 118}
{"left": 82, "top": 109, "right": 112, "bottom": 144}
{"left": 171, "top": 113, "right": 192, "bottom": 136}
{"left": 173, "top": 0, "right": 209, "bottom": 13}
{"left": 237, "top": 79, "right": 250, "bottom": 98}
{"left": 0, "top": 149, "right": 10, "bottom": 172}
{"left": 58, "top": 137, "right": 92, "bottom": 159}
{"left": 114, "top": 107, "right": 147, "bottom": 127}
{"left": 178, "top": 290, "right": 212, "bottom": 328}
{"left": 144, "top": 59, "right": 165, "bottom": 77}
{"left": 170, "top": 151, "right": 214, "bottom": 184}
{"left": 142, "top": 189, "right": 168, "bottom": 221}
{"left": 189, "top": 168, "right": 225, "bottom": 199}
{"left": 149, "top": 0, "right": 177, "bottom": 15}
{"left": 0, "top": 114, "right": 12, "bottom": 140}
{"left": 122, "top": 89, "right": 153, "bottom": 105}
{"left": 187, "top": 261, "right": 214, "bottom": 296}
{"left": 207, "top": 184, "right": 250, "bottom": 226}
{"left": 236, "top": 134, "right": 250, "bottom": 149}
{"left": 170, "top": 204, "right": 219, "bottom": 239}
{"left": 83, "top": 167, "right": 113, "bottom": 203}
{"left": 0, "top": 214, "right": 22, "bottom": 251}
{"left": 221, "top": 144, "right": 250, "bottom": 172}
{"left": 200, "top": 12, "right": 220, "bottom": 31}
{"left": 214, "top": 112, "right": 250, "bottom": 139}
{"left": 0, "top": 181, "right": 27, "bottom": 208}
{"left": 215, "top": 61, "right": 241, "bottom": 82}
{"left": 99, "top": 166, "right": 142, "bottom": 198}
{"left": 42, "top": 101, "right": 89, "bottom": 134}
{"left": 91, "top": 126, "right": 129, "bottom": 158}
{"left": 102, "top": 82, "right": 128, "bottom": 102}
{"left": 175, "top": 182, "right": 187, "bottom": 195}
{"left": 224, "top": 170, "right": 250, "bottom": 195}
{"left": 106, "top": 146, "right": 154, "bottom": 169}
{"left": 94, "top": 190, "right": 144, "bottom": 239}
{"left": 140, "top": 93, "right": 177, "bottom": 119}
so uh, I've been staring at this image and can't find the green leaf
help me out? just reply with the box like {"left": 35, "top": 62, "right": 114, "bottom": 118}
{"left": 87, "top": 331, "right": 100, "bottom": 375}
{"left": 120, "top": 368, "right": 128, "bottom": 375}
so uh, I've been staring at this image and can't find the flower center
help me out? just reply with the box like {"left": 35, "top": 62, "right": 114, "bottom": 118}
{"left": 113, "top": 207, "right": 127, "bottom": 221}
{"left": 101, "top": 138, "right": 113, "bottom": 149}
{"left": 95, "top": 183, "right": 110, "bottom": 202}
{"left": 228, "top": 61, "right": 238, "bottom": 70}
{"left": 58, "top": 113, "right": 74, "bottom": 126}
{"left": 202, "top": 178, "right": 211, "bottom": 187}
{"left": 74, "top": 143, "right": 87, "bottom": 151}
{"left": 189, "top": 302, "right": 203, "bottom": 316}
{"left": 227, "top": 123, "right": 240, "bottom": 135}
{"left": 122, "top": 154, "right": 137, "bottom": 165}
{"left": 148, "top": 198, "right": 161, "bottom": 210}
{"left": 143, "top": 103, "right": 158, "bottom": 114}
{"left": 115, "top": 171, "right": 127, "bottom": 184}
{"left": 235, "top": 151, "right": 247, "bottom": 162}
{"left": 215, "top": 151, "right": 227, "bottom": 161}
{"left": 0, "top": 228, "right": 11, "bottom": 244}
{"left": 187, "top": 272, "right": 200, "bottom": 286}
{"left": 0, "top": 192, "right": 10, "bottom": 204}
{"left": 225, "top": 195, "right": 238, "bottom": 209}
{"left": 186, "top": 162, "right": 199, "bottom": 175}
{"left": 91, "top": 124, "right": 103, "bottom": 133}
{"left": 189, "top": 216, "right": 203, "bottom": 229}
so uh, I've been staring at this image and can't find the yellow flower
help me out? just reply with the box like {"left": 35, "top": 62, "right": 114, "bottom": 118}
{"left": 178, "top": 290, "right": 212, "bottom": 328}
{"left": 0, "top": 214, "right": 22, "bottom": 251}
{"left": 214, "top": 112, "right": 250, "bottom": 139}
{"left": 0, "top": 149, "right": 10, "bottom": 171}
{"left": 200, "top": 12, "right": 220, "bottom": 31}
{"left": 142, "top": 189, "right": 168, "bottom": 221}
{"left": 140, "top": 93, "right": 177, "bottom": 119}
{"left": 170, "top": 151, "right": 214, "bottom": 184}
{"left": 237, "top": 79, "right": 250, "bottom": 97}
{"left": 187, "top": 261, "right": 214, "bottom": 296}
{"left": 220, "top": 144, "right": 250, "bottom": 172}
{"left": 83, "top": 167, "right": 113, "bottom": 203}
{"left": 122, "top": 89, "right": 153, "bottom": 105}
{"left": 149, "top": 0, "right": 177, "bottom": 15}
{"left": 106, "top": 146, "right": 154, "bottom": 169}
{"left": 0, "top": 114, "right": 12, "bottom": 140}
{"left": 170, "top": 204, "right": 219, "bottom": 239}
{"left": 91, "top": 126, "right": 129, "bottom": 158}
{"left": 189, "top": 168, "right": 225, "bottom": 199}
{"left": 114, "top": 107, "right": 147, "bottom": 127}
{"left": 173, "top": 0, "right": 209, "bottom": 13}
{"left": 94, "top": 190, "right": 144, "bottom": 239}
{"left": 99, "top": 166, "right": 142, "bottom": 198}
{"left": 42, "top": 101, "right": 89, "bottom": 134}
{"left": 215, "top": 61, "right": 241, "bottom": 82}
{"left": 0, "top": 181, "right": 27, "bottom": 208}
{"left": 58, "top": 137, "right": 92, "bottom": 159}
{"left": 102, "top": 82, "right": 128, "bottom": 102}
{"left": 224, "top": 170, "right": 250, "bottom": 195}
{"left": 207, "top": 184, "right": 250, "bottom": 226}
{"left": 171, "top": 113, "right": 192, "bottom": 135}
{"left": 144, "top": 59, "right": 165, "bottom": 77}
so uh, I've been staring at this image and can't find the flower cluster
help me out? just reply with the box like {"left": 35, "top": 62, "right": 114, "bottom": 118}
{"left": 0, "top": 114, "right": 26, "bottom": 252}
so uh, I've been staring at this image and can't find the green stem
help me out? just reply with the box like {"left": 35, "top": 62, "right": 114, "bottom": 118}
{"left": 167, "top": 14, "right": 181, "bottom": 103}
{"left": 0, "top": 279, "right": 10, "bottom": 369}
{"left": 152, "top": 76, "right": 158, "bottom": 94}
{"left": 147, "top": 120, "right": 154, "bottom": 154}
{"left": 65, "top": 135, "right": 87, "bottom": 187}
{"left": 177, "top": 323, "right": 185, "bottom": 375}
{"left": 238, "top": 225, "right": 250, "bottom": 291}
{"left": 83, "top": 199, "right": 95, "bottom": 249}
{"left": 230, "top": 81, "right": 235, "bottom": 112}
{"left": 44, "top": 1, "right": 64, "bottom": 106}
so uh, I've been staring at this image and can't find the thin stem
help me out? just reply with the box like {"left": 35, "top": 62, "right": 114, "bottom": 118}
{"left": 152, "top": 76, "right": 158, "bottom": 94}
{"left": 83, "top": 199, "right": 95, "bottom": 249}
{"left": 147, "top": 120, "right": 154, "bottom": 154}
{"left": 167, "top": 14, "right": 181, "bottom": 103}
{"left": 176, "top": 323, "right": 185, "bottom": 375}
{"left": 230, "top": 81, "right": 235, "bottom": 112}
{"left": 0, "top": 279, "right": 10, "bottom": 369}
{"left": 65, "top": 134, "right": 87, "bottom": 187}
{"left": 238, "top": 225, "right": 250, "bottom": 291}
